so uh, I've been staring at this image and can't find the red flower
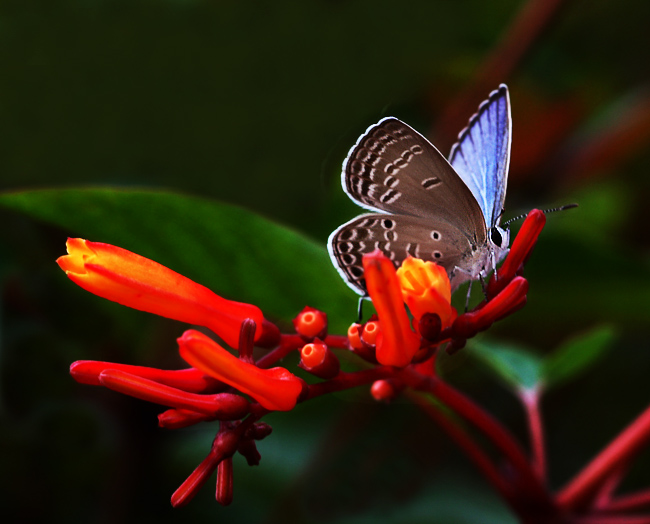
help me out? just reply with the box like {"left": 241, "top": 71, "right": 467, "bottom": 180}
{"left": 57, "top": 238, "right": 265, "bottom": 349}
{"left": 363, "top": 250, "right": 421, "bottom": 367}
{"left": 178, "top": 330, "right": 303, "bottom": 412}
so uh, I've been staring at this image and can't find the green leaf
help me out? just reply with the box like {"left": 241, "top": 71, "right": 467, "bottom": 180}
{"left": 0, "top": 187, "right": 357, "bottom": 329}
{"left": 542, "top": 325, "right": 616, "bottom": 389}
{"left": 466, "top": 339, "right": 544, "bottom": 392}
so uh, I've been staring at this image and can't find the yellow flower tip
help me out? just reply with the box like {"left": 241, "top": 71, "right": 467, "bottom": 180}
{"left": 56, "top": 238, "right": 95, "bottom": 275}
{"left": 57, "top": 238, "right": 265, "bottom": 349}
{"left": 396, "top": 256, "right": 451, "bottom": 301}
{"left": 396, "top": 257, "right": 455, "bottom": 327}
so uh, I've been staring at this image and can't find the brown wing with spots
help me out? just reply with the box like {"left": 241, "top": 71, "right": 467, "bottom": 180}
{"left": 328, "top": 213, "right": 478, "bottom": 295}
{"left": 343, "top": 118, "right": 486, "bottom": 237}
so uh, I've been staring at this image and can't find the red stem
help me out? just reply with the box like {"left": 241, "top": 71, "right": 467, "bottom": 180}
{"left": 399, "top": 369, "right": 551, "bottom": 509}
{"left": 557, "top": 402, "right": 650, "bottom": 511}
{"left": 570, "top": 516, "right": 650, "bottom": 524}
{"left": 304, "top": 367, "right": 395, "bottom": 401}
{"left": 433, "top": 0, "right": 570, "bottom": 149}
{"left": 407, "top": 391, "right": 515, "bottom": 504}
{"left": 521, "top": 387, "right": 547, "bottom": 482}
{"left": 255, "top": 334, "right": 304, "bottom": 369}
{"left": 599, "top": 490, "right": 650, "bottom": 514}
{"left": 593, "top": 460, "right": 631, "bottom": 509}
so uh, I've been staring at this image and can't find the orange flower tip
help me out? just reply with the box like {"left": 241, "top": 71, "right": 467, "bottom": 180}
{"left": 56, "top": 238, "right": 92, "bottom": 274}
{"left": 347, "top": 323, "right": 364, "bottom": 349}
{"left": 370, "top": 379, "right": 398, "bottom": 403}
{"left": 293, "top": 306, "right": 328, "bottom": 339}
{"left": 361, "top": 321, "right": 380, "bottom": 346}
{"left": 396, "top": 257, "right": 453, "bottom": 326}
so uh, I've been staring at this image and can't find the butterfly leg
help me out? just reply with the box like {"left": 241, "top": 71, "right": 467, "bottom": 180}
{"left": 464, "top": 281, "right": 473, "bottom": 312}
{"left": 357, "top": 294, "right": 368, "bottom": 323}
{"left": 479, "top": 272, "right": 488, "bottom": 298}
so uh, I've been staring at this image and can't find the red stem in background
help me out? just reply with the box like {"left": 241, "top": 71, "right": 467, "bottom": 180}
{"left": 593, "top": 460, "right": 631, "bottom": 509}
{"left": 398, "top": 368, "right": 551, "bottom": 510}
{"left": 304, "top": 367, "right": 395, "bottom": 401}
{"left": 433, "top": 0, "right": 570, "bottom": 149}
{"left": 407, "top": 392, "right": 516, "bottom": 506}
{"left": 570, "top": 516, "right": 650, "bottom": 524}
{"left": 557, "top": 402, "right": 650, "bottom": 511}
{"left": 255, "top": 334, "right": 304, "bottom": 369}
{"left": 521, "top": 387, "right": 547, "bottom": 482}
{"left": 600, "top": 490, "right": 650, "bottom": 514}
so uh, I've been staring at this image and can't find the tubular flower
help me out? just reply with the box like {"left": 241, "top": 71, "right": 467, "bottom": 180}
{"left": 363, "top": 250, "right": 421, "bottom": 367}
{"left": 59, "top": 207, "right": 553, "bottom": 509}
{"left": 178, "top": 330, "right": 304, "bottom": 412}
{"left": 57, "top": 238, "right": 264, "bottom": 348}
{"left": 396, "top": 256, "right": 456, "bottom": 329}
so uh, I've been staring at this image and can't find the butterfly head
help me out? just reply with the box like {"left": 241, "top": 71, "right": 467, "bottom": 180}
{"left": 490, "top": 225, "right": 509, "bottom": 251}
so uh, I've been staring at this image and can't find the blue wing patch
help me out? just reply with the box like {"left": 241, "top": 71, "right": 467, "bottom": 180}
{"left": 448, "top": 84, "right": 511, "bottom": 229}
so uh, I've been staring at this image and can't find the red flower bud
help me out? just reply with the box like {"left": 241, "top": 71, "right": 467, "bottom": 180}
{"left": 453, "top": 277, "right": 529, "bottom": 339}
{"left": 299, "top": 341, "right": 340, "bottom": 379}
{"left": 97, "top": 369, "right": 250, "bottom": 419}
{"left": 489, "top": 209, "right": 545, "bottom": 297}
{"left": 178, "top": 330, "right": 304, "bottom": 411}
{"left": 293, "top": 306, "right": 328, "bottom": 339}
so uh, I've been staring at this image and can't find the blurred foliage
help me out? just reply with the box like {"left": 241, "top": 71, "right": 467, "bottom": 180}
{"left": 2, "top": 1, "right": 650, "bottom": 523}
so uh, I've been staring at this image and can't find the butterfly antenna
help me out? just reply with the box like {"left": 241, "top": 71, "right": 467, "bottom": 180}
{"left": 503, "top": 203, "right": 578, "bottom": 228}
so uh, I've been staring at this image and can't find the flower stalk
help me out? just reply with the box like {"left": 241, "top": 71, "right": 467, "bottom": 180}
{"left": 59, "top": 208, "right": 650, "bottom": 522}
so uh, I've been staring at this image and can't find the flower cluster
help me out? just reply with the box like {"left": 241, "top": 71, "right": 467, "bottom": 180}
{"left": 58, "top": 210, "right": 546, "bottom": 508}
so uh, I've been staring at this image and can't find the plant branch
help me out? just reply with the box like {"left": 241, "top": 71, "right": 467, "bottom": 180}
{"left": 398, "top": 368, "right": 551, "bottom": 510}
{"left": 520, "top": 387, "right": 547, "bottom": 482}
{"left": 557, "top": 402, "right": 650, "bottom": 511}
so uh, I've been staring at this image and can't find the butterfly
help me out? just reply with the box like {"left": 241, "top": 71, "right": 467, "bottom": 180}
{"left": 328, "top": 84, "right": 512, "bottom": 295}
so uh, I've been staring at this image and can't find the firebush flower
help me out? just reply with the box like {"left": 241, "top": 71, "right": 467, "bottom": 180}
{"left": 57, "top": 238, "right": 265, "bottom": 348}
{"left": 363, "top": 250, "right": 421, "bottom": 367}
{"left": 60, "top": 209, "right": 563, "bottom": 512}
{"left": 396, "top": 256, "right": 456, "bottom": 329}
{"left": 178, "top": 329, "right": 303, "bottom": 411}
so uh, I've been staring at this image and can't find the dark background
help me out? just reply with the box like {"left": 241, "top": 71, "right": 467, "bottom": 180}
{"left": 2, "top": 1, "right": 650, "bottom": 522}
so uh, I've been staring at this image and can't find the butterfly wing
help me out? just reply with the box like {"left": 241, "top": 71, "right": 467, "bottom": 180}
{"left": 328, "top": 213, "right": 477, "bottom": 295}
{"left": 449, "top": 84, "right": 511, "bottom": 229}
{"left": 342, "top": 117, "right": 486, "bottom": 235}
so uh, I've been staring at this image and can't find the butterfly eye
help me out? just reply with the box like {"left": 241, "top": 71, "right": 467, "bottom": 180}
{"left": 490, "top": 227, "right": 503, "bottom": 247}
